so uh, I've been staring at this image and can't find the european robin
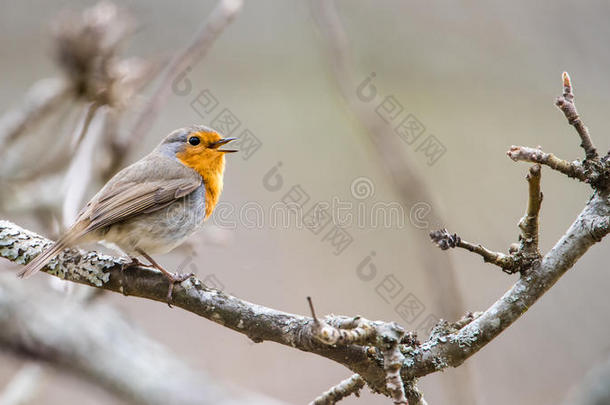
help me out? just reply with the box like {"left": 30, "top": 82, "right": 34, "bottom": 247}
{"left": 17, "top": 125, "right": 236, "bottom": 303}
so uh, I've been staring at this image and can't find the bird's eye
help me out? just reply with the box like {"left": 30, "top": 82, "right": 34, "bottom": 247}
{"left": 188, "top": 136, "right": 200, "bottom": 146}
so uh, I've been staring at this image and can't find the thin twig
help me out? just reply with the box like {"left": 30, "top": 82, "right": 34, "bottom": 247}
{"left": 70, "top": 101, "right": 101, "bottom": 150}
{"left": 309, "top": 374, "right": 365, "bottom": 405}
{"left": 507, "top": 145, "right": 587, "bottom": 181}
{"left": 555, "top": 72, "right": 598, "bottom": 160}
{"left": 429, "top": 229, "right": 517, "bottom": 271}
{"left": 0, "top": 78, "right": 71, "bottom": 149}
{"left": 430, "top": 165, "right": 544, "bottom": 274}
{"left": 518, "top": 164, "right": 543, "bottom": 257}
{"left": 62, "top": 107, "right": 108, "bottom": 226}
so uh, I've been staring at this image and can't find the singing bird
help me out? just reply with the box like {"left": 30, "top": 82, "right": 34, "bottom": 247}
{"left": 18, "top": 125, "right": 236, "bottom": 303}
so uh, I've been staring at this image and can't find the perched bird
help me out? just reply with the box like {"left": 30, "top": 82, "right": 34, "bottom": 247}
{"left": 17, "top": 125, "right": 236, "bottom": 303}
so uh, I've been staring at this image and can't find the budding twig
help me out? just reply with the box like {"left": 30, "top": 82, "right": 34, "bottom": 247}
{"left": 507, "top": 146, "right": 587, "bottom": 182}
{"left": 430, "top": 165, "right": 544, "bottom": 274}
{"left": 555, "top": 72, "right": 598, "bottom": 160}
{"left": 429, "top": 229, "right": 517, "bottom": 272}
{"left": 518, "top": 165, "right": 543, "bottom": 257}
{"left": 309, "top": 374, "right": 365, "bottom": 405}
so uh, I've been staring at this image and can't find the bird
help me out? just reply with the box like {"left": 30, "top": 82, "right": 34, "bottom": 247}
{"left": 17, "top": 124, "right": 236, "bottom": 304}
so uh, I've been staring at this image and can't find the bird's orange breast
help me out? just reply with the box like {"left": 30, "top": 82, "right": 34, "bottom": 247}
{"left": 176, "top": 148, "right": 225, "bottom": 219}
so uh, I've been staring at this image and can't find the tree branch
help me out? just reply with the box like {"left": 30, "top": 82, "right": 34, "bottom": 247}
{"left": 0, "top": 77, "right": 71, "bottom": 149}
{"left": 309, "top": 374, "right": 365, "bottom": 405}
{"left": 2, "top": 178, "right": 609, "bottom": 399}
{"left": 429, "top": 228, "right": 517, "bottom": 271}
{"left": 0, "top": 274, "right": 285, "bottom": 405}
{"left": 519, "top": 164, "right": 543, "bottom": 257}
{"left": 555, "top": 71, "right": 598, "bottom": 160}
{"left": 0, "top": 363, "right": 43, "bottom": 405}
{"left": 420, "top": 188, "right": 609, "bottom": 377}
{"left": 430, "top": 164, "right": 544, "bottom": 274}
{"left": 507, "top": 146, "right": 587, "bottom": 181}
{"left": 1, "top": 73, "right": 609, "bottom": 404}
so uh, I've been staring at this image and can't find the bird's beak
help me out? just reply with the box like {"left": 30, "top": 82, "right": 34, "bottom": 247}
{"left": 211, "top": 137, "right": 238, "bottom": 153}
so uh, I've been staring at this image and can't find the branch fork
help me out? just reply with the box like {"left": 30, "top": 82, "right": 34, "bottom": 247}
{"left": 435, "top": 73, "right": 608, "bottom": 275}
{"left": 508, "top": 72, "right": 610, "bottom": 189}
{"left": 307, "top": 297, "right": 412, "bottom": 404}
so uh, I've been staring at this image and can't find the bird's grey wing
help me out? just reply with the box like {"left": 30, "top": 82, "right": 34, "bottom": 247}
{"left": 80, "top": 176, "right": 202, "bottom": 233}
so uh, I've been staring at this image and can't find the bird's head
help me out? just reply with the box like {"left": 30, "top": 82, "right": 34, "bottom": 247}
{"left": 157, "top": 125, "right": 237, "bottom": 177}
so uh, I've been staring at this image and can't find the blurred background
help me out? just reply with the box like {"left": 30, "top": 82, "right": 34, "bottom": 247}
{"left": 0, "top": 1, "right": 609, "bottom": 404}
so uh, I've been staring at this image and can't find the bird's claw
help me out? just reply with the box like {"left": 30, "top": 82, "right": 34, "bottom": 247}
{"left": 164, "top": 272, "right": 194, "bottom": 307}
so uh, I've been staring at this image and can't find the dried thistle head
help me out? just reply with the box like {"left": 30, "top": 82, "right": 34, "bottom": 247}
{"left": 52, "top": 1, "right": 143, "bottom": 107}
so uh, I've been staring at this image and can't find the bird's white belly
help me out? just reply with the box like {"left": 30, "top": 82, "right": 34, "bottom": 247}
{"left": 98, "top": 186, "right": 206, "bottom": 256}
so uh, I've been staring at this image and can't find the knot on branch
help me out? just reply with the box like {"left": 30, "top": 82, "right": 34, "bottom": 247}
{"left": 306, "top": 297, "right": 411, "bottom": 404}
{"left": 313, "top": 316, "right": 376, "bottom": 346}
{"left": 426, "top": 312, "right": 483, "bottom": 345}
{"left": 587, "top": 216, "right": 610, "bottom": 243}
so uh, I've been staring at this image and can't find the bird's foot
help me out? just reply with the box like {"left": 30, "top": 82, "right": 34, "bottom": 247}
{"left": 134, "top": 248, "right": 194, "bottom": 307}
{"left": 162, "top": 271, "right": 195, "bottom": 307}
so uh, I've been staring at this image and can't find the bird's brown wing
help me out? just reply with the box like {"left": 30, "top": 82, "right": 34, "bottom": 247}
{"left": 81, "top": 177, "right": 202, "bottom": 233}
{"left": 17, "top": 155, "right": 202, "bottom": 279}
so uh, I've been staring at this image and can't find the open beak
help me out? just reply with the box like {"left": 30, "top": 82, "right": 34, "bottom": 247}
{"left": 211, "top": 137, "right": 237, "bottom": 153}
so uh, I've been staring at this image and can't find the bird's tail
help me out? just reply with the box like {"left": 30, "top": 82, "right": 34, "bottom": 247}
{"left": 17, "top": 240, "right": 70, "bottom": 279}
{"left": 17, "top": 222, "right": 89, "bottom": 279}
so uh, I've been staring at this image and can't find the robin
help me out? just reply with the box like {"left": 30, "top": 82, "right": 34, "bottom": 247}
{"left": 17, "top": 125, "right": 236, "bottom": 303}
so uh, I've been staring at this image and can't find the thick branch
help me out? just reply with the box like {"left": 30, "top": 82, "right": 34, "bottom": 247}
{"left": 410, "top": 190, "right": 609, "bottom": 380}
{"left": 2, "top": 187, "right": 609, "bottom": 395}
{"left": 0, "top": 274, "right": 285, "bottom": 405}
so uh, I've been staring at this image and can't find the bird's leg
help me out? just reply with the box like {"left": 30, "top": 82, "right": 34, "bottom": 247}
{"left": 135, "top": 248, "right": 194, "bottom": 307}
{"left": 127, "top": 257, "right": 150, "bottom": 268}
